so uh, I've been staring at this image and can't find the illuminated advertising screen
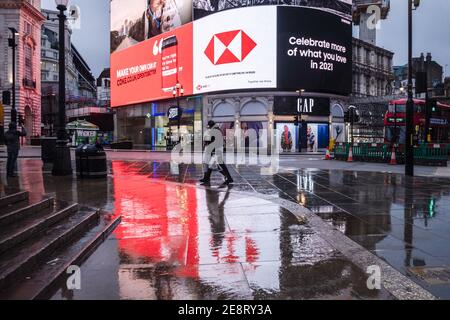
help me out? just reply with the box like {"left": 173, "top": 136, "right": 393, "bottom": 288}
{"left": 277, "top": 6, "right": 352, "bottom": 95}
{"left": 193, "top": 0, "right": 353, "bottom": 20}
{"left": 110, "top": 0, "right": 193, "bottom": 53}
{"left": 111, "top": 5, "right": 352, "bottom": 107}
{"left": 193, "top": 6, "right": 277, "bottom": 94}
{"left": 111, "top": 23, "right": 193, "bottom": 107}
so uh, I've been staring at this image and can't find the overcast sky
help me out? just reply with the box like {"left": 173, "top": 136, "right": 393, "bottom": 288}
{"left": 41, "top": 0, "right": 110, "bottom": 78}
{"left": 41, "top": 0, "right": 450, "bottom": 78}
{"left": 374, "top": 0, "right": 450, "bottom": 76}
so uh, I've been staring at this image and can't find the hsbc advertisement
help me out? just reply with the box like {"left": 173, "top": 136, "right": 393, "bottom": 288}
{"left": 193, "top": 6, "right": 277, "bottom": 94}
{"left": 111, "top": 6, "right": 352, "bottom": 107}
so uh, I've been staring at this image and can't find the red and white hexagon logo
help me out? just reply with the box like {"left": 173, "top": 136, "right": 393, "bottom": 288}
{"left": 204, "top": 30, "right": 257, "bottom": 65}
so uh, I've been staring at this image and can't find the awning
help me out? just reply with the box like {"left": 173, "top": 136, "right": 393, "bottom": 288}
{"left": 66, "top": 119, "right": 99, "bottom": 131}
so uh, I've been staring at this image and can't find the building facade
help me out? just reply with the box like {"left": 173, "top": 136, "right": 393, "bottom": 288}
{"left": 41, "top": 9, "right": 96, "bottom": 137}
{"left": 97, "top": 68, "right": 110, "bottom": 107}
{"left": 41, "top": 8, "right": 77, "bottom": 136}
{"left": 0, "top": 0, "right": 45, "bottom": 139}
{"left": 65, "top": 67, "right": 114, "bottom": 144}
{"left": 114, "top": 35, "right": 395, "bottom": 152}
{"left": 345, "top": 37, "right": 395, "bottom": 143}
{"left": 394, "top": 53, "right": 444, "bottom": 97}
{"left": 112, "top": 2, "right": 395, "bottom": 151}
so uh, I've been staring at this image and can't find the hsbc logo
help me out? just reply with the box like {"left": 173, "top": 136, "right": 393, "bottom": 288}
{"left": 204, "top": 30, "right": 257, "bottom": 65}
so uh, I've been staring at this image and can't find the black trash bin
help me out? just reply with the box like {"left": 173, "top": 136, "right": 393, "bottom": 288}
{"left": 75, "top": 144, "right": 107, "bottom": 179}
{"left": 41, "top": 137, "right": 57, "bottom": 163}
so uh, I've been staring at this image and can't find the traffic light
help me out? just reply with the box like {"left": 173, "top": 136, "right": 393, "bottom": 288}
{"left": 415, "top": 71, "right": 427, "bottom": 94}
{"left": 430, "top": 100, "right": 437, "bottom": 113}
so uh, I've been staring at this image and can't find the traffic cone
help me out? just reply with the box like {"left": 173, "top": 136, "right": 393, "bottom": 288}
{"left": 390, "top": 146, "right": 397, "bottom": 165}
{"left": 324, "top": 147, "right": 331, "bottom": 160}
{"left": 347, "top": 145, "right": 353, "bottom": 162}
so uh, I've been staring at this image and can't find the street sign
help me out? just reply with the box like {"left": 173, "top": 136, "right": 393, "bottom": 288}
{"left": 167, "top": 106, "right": 183, "bottom": 121}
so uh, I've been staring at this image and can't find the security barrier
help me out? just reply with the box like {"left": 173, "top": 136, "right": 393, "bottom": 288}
{"left": 333, "top": 143, "right": 449, "bottom": 167}
{"left": 414, "top": 144, "right": 449, "bottom": 166}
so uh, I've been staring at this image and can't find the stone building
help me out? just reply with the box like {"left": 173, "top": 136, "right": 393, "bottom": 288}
{"left": 351, "top": 37, "right": 394, "bottom": 97}
{"left": 40, "top": 9, "right": 96, "bottom": 137}
{"left": 96, "top": 68, "right": 110, "bottom": 108}
{"left": 0, "top": 0, "right": 45, "bottom": 139}
{"left": 327, "top": 37, "right": 395, "bottom": 143}
{"left": 393, "top": 53, "right": 444, "bottom": 96}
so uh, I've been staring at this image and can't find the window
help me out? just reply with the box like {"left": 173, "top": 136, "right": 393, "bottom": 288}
{"left": 53, "top": 75, "right": 58, "bottom": 81}
{"left": 24, "top": 43, "right": 33, "bottom": 81}
{"left": 24, "top": 21, "right": 32, "bottom": 35}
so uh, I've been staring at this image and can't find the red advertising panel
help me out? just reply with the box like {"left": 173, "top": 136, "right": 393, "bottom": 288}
{"left": 111, "top": 23, "right": 193, "bottom": 107}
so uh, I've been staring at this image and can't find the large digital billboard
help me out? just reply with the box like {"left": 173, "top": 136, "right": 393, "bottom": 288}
{"left": 110, "top": 0, "right": 193, "bottom": 53}
{"left": 193, "top": 0, "right": 353, "bottom": 20}
{"left": 111, "top": 23, "right": 193, "bottom": 107}
{"left": 277, "top": 6, "right": 352, "bottom": 95}
{"left": 111, "top": 5, "right": 352, "bottom": 107}
{"left": 193, "top": 6, "right": 277, "bottom": 94}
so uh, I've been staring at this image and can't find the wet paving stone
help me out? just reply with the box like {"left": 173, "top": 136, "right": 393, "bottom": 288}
{"left": 243, "top": 260, "right": 394, "bottom": 300}
{"left": 4, "top": 157, "right": 450, "bottom": 299}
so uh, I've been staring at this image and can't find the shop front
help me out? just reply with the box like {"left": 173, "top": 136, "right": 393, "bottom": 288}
{"left": 111, "top": 5, "right": 352, "bottom": 152}
{"left": 115, "top": 96, "right": 203, "bottom": 150}
{"left": 273, "top": 96, "right": 331, "bottom": 153}
{"left": 151, "top": 96, "right": 203, "bottom": 151}
{"left": 208, "top": 96, "right": 271, "bottom": 153}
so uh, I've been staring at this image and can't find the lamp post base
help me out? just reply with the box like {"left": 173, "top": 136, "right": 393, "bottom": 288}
{"left": 52, "top": 139, "right": 73, "bottom": 176}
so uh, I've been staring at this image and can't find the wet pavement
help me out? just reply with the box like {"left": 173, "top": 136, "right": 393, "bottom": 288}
{"left": 2, "top": 155, "right": 450, "bottom": 299}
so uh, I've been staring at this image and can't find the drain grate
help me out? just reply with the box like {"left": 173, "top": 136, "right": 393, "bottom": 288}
{"left": 408, "top": 266, "right": 450, "bottom": 285}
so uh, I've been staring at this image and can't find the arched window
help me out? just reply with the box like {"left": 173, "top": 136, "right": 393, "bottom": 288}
{"left": 213, "top": 101, "right": 234, "bottom": 117}
{"left": 241, "top": 100, "right": 267, "bottom": 116}
{"left": 331, "top": 104, "right": 344, "bottom": 118}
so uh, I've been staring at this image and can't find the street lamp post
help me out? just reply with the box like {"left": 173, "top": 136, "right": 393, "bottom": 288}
{"left": 296, "top": 89, "right": 305, "bottom": 152}
{"left": 52, "top": 0, "right": 72, "bottom": 176}
{"left": 348, "top": 105, "right": 356, "bottom": 144}
{"left": 405, "top": 0, "right": 416, "bottom": 177}
{"left": 8, "top": 27, "right": 19, "bottom": 125}
{"left": 173, "top": 83, "right": 184, "bottom": 144}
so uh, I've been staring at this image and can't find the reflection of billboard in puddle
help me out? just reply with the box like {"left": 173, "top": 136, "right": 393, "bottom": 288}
{"left": 111, "top": 161, "right": 199, "bottom": 275}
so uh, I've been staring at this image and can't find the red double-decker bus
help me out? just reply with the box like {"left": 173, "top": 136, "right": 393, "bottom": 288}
{"left": 384, "top": 98, "right": 450, "bottom": 144}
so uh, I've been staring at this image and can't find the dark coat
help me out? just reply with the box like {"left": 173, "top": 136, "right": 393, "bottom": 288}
{"left": 4, "top": 127, "right": 27, "bottom": 153}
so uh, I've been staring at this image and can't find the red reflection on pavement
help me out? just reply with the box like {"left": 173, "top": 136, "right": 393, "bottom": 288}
{"left": 111, "top": 161, "right": 261, "bottom": 280}
{"left": 19, "top": 160, "right": 45, "bottom": 203}
{"left": 245, "top": 236, "right": 259, "bottom": 264}
{"left": 112, "top": 161, "right": 198, "bottom": 277}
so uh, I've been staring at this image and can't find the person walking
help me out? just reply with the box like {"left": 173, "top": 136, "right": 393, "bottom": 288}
{"left": 200, "top": 120, "right": 233, "bottom": 186}
{"left": 4, "top": 122, "right": 27, "bottom": 177}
